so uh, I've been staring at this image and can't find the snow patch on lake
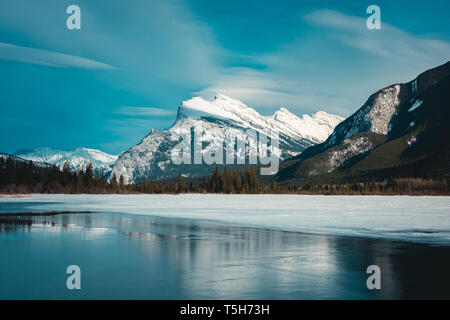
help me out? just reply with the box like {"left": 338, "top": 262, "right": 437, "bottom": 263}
{"left": 1, "top": 194, "right": 449, "bottom": 245}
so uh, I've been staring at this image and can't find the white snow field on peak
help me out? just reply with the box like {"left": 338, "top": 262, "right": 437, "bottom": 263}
{"left": 178, "top": 94, "right": 344, "bottom": 143}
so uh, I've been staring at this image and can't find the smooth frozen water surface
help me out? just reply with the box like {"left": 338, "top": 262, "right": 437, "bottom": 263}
{"left": 0, "top": 194, "right": 449, "bottom": 299}
{"left": 2, "top": 194, "right": 449, "bottom": 244}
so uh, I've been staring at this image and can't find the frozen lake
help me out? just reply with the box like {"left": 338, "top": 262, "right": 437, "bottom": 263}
{"left": 0, "top": 194, "right": 449, "bottom": 299}
{"left": 2, "top": 194, "right": 449, "bottom": 244}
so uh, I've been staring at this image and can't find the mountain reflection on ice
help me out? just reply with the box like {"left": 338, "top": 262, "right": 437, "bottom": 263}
{"left": 1, "top": 210, "right": 449, "bottom": 299}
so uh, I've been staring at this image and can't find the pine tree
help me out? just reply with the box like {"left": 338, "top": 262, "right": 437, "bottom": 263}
{"left": 62, "top": 161, "right": 71, "bottom": 188}
{"left": 223, "top": 166, "right": 233, "bottom": 193}
{"left": 110, "top": 173, "right": 118, "bottom": 191}
{"left": 119, "top": 175, "right": 125, "bottom": 192}
{"left": 211, "top": 166, "right": 222, "bottom": 192}
{"left": 5, "top": 156, "right": 16, "bottom": 184}
{"left": 177, "top": 173, "right": 182, "bottom": 193}
{"left": 234, "top": 169, "right": 242, "bottom": 193}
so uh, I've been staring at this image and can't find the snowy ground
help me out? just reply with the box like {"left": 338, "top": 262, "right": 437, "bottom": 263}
{"left": 1, "top": 194, "right": 449, "bottom": 245}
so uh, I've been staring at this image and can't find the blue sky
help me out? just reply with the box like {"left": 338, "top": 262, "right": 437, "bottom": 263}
{"left": 0, "top": 0, "right": 449, "bottom": 155}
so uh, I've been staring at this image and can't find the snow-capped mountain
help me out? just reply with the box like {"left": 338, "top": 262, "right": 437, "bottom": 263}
{"left": 14, "top": 147, "right": 118, "bottom": 174}
{"left": 112, "top": 94, "right": 344, "bottom": 183}
{"left": 277, "top": 61, "right": 450, "bottom": 181}
{"left": 0, "top": 153, "right": 49, "bottom": 169}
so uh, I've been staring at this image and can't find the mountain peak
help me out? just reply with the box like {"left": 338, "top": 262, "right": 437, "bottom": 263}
{"left": 277, "top": 61, "right": 450, "bottom": 183}
{"left": 176, "top": 94, "right": 344, "bottom": 141}
{"left": 177, "top": 93, "right": 259, "bottom": 123}
{"left": 272, "top": 107, "right": 294, "bottom": 119}
{"left": 214, "top": 93, "right": 241, "bottom": 103}
{"left": 312, "top": 110, "right": 332, "bottom": 118}
{"left": 114, "top": 94, "right": 344, "bottom": 183}
{"left": 14, "top": 147, "right": 118, "bottom": 174}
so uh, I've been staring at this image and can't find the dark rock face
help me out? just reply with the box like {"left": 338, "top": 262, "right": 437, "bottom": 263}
{"left": 277, "top": 61, "right": 450, "bottom": 183}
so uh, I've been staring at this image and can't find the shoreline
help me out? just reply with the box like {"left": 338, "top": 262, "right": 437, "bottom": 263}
{"left": 0, "top": 210, "right": 94, "bottom": 216}
{"left": 2, "top": 191, "right": 449, "bottom": 197}
{"left": 1, "top": 206, "right": 449, "bottom": 247}
{"left": 1, "top": 194, "right": 449, "bottom": 245}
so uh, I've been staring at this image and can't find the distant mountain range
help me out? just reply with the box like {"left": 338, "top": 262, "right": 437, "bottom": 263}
{"left": 0, "top": 153, "right": 50, "bottom": 169}
{"left": 4, "top": 97, "right": 343, "bottom": 183}
{"left": 111, "top": 94, "right": 344, "bottom": 183}
{"left": 277, "top": 61, "right": 450, "bottom": 183}
{"left": 4, "top": 62, "right": 448, "bottom": 186}
{"left": 13, "top": 147, "right": 118, "bottom": 175}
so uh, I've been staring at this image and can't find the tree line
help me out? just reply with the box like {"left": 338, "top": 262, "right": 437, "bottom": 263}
{"left": 0, "top": 156, "right": 112, "bottom": 193}
{"left": 0, "top": 156, "right": 265, "bottom": 194}
{"left": 1, "top": 156, "right": 448, "bottom": 195}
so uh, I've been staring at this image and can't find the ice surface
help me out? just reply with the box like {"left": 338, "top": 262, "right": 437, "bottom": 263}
{"left": 1, "top": 194, "right": 449, "bottom": 245}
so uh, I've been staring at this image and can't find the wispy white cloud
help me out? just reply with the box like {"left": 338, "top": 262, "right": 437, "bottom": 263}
{"left": 304, "top": 9, "right": 450, "bottom": 66}
{"left": 116, "top": 106, "right": 175, "bottom": 117}
{"left": 195, "top": 67, "right": 329, "bottom": 111}
{"left": 195, "top": 9, "right": 450, "bottom": 117}
{"left": 0, "top": 42, "right": 115, "bottom": 69}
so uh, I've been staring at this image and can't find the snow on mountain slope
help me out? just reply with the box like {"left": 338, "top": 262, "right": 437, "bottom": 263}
{"left": 325, "top": 85, "right": 401, "bottom": 148}
{"left": 271, "top": 108, "right": 344, "bottom": 143}
{"left": 278, "top": 83, "right": 407, "bottom": 178}
{"left": 0, "top": 153, "right": 50, "bottom": 168}
{"left": 277, "top": 61, "right": 450, "bottom": 181}
{"left": 322, "top": 61, "right": 450, "bottom": 153}
{"left": 178, "top": 94, "right": 343, "bottom": 143}
{"left": 112, "top": 94, "right": 344, "bottom": 183}
{"left": 14, "top": 147, "right": 118, "bottom": 174}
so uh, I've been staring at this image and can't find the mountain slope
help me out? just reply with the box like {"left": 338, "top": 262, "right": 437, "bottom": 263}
{"left": 0, "top": 153, "right": 50, "bottom": 169}
{"left": 112, "top": 94, "right": 344, "bottom": 183}
{"left": 277, "top": 61, "right": 450, "bottom": 183}
{"left": 14, "top": 147, "right": 118, "bottom": 175}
